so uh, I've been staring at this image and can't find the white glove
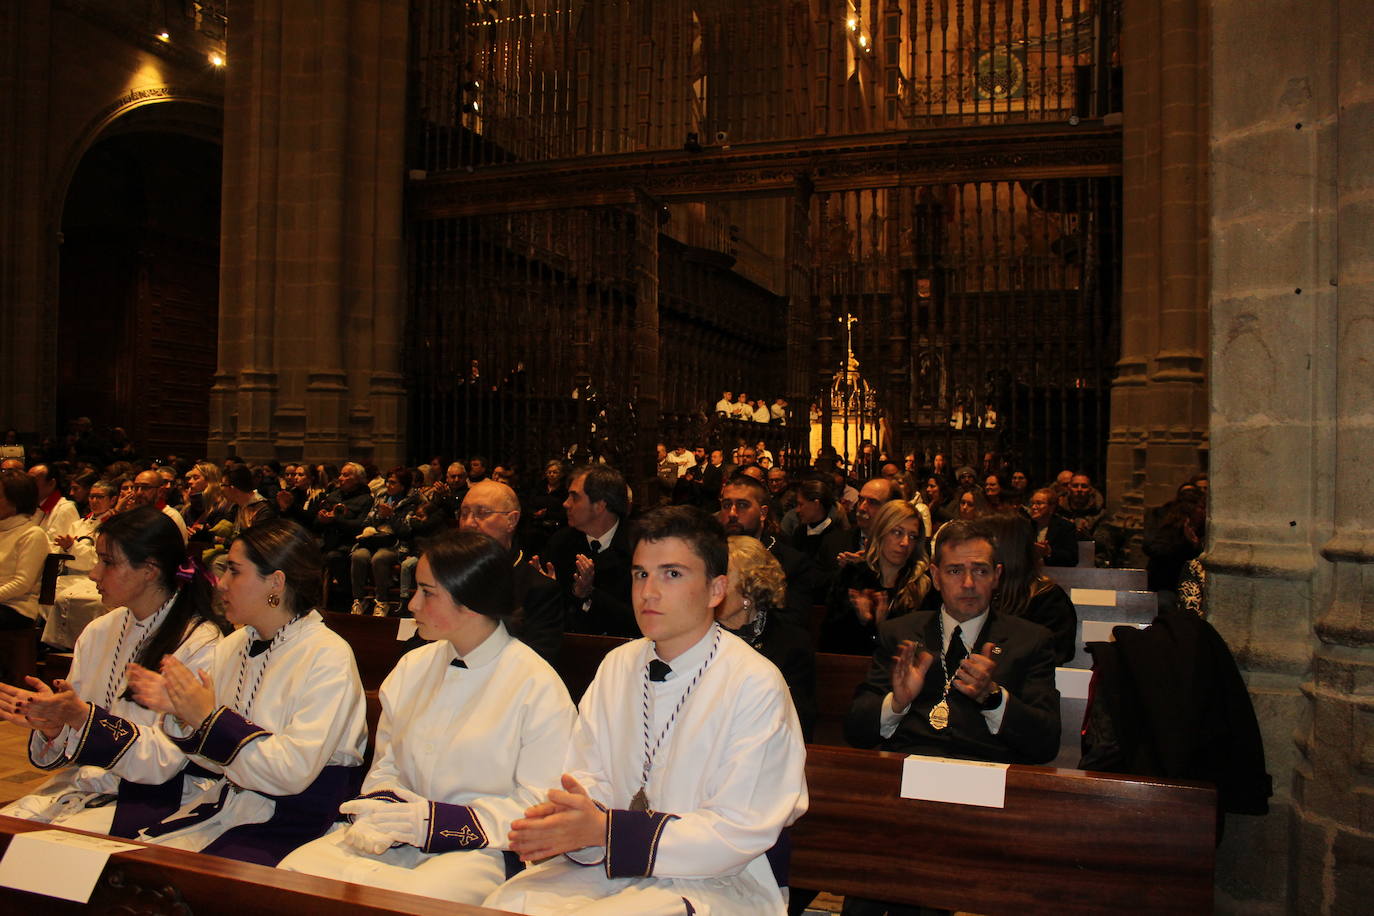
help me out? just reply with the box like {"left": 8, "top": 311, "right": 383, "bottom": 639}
{"left": 342, "top": 786, "right": 430, "bottom": 851}
{"left": 338, "top": 792, "right": 400, "bottom": 822}
{"left": 342, "top": 817, "right": 397, "bottom": 855}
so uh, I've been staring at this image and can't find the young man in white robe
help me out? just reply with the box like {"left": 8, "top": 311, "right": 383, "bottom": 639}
{"left": 487, "top": 506, "right": 808, "bottom": 916}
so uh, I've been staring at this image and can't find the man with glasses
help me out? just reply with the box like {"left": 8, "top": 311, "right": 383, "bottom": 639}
{"left": 458, "top": 479, "right": 563, "bottom": 662}
{"left": 128, "top": 468, "right": 189, "bottom": 541}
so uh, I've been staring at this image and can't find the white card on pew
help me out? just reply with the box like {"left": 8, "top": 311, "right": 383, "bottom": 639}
{"left": 1070, "top": 587, "right": 1117, "bottom": 607}
{"left": 396, "top": 618, "right": 419, "bottom": 640}
{"left": 900, "top": 754, "right": 1008, "bottom": 808}
{"left": 1081, "top": 620, "right": 1148, "bottom": 644}
{"left": 1056, "top": 666, "right": 1093, "bottom": 699}
{"left": 0, "top": 829, "right": 140, "bottom": 903}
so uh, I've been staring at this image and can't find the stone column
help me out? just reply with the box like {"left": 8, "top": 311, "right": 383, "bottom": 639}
{"left": 211, "top": 0, "right": 407, "bottom": 466}
{"left": 1294, "top": 1, "right": 1374, "bottom": 909}
{"left": 1207, "top": 0, "right": 1361, "bottom": 911}
{"left": 1106, "top": 0, "right": 1210, "bottom": 534}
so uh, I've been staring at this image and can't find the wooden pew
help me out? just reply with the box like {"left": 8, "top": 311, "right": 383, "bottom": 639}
{"left": 557, "top": 634, "right": 625, "bottom": 702}
{"left": 323, "top": 611, "right": 416, "bottom": 691}
{"left": 792, "top": 745, "right": 1217, "bottom": 914}
{"left": 0, "top": 752, "right": 1215, "bottom": 916}
{"left": 0, "top": 815, "right": 517, "bottom": 915}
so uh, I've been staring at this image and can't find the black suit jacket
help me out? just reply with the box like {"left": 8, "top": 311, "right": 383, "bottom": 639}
{"left": 845, "top": 610, "right": 1060, "bottom": 765}
{"left": 543, "top": 521, "right": 637, "bottom": 638}
{"left": 1037, "top": 514, "right": 1079, "bottom": 567}
{"left": 508, "top": 549, "right": 565, "bottom": 663}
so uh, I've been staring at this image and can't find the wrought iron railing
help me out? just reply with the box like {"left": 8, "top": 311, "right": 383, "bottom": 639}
{"left": 410, "top": 0, "right": 1121, "bottom": 172}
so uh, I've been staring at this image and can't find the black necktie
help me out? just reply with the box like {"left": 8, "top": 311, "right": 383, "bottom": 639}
{"left": 945, "top": 625, "right": 967, "bottom": 681}
{"left": 648, "top": 659, "right": 672, "bottom": 682}
{"left": 450, "top": 658, "right": 468, "bottom": 669}
{"left": 248, "top": 638, "right": 272, "bottom": 657}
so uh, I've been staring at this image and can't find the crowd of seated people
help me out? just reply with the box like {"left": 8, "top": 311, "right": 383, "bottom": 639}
{"left": 0, "top": 421, "right": 1221, "bottom": 915}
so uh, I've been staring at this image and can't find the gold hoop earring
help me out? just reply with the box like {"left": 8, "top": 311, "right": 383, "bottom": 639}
{"left": 267, "top": 593, "right": 280, "bottom": 608}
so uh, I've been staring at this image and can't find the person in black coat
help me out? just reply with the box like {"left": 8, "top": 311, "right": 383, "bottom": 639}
{"left": 845, "top": 519, "right": 1060, "bottom": 765}
{"left": 789, "top": 478, "right": 850, "bottom": 578}
{"left": 457, "top": 479, "right": 564, "bottom": 663}
{"left": 520, "top": 459, "right": 569, "bottom": 557}
{"left": 535, "top": 464, "right": 637, "bottom": 638}
{"left": 720, "top": 535, "right": 817, "bottom": 742}
{"left": 1027, "top": 487, "right": 1078, "bottom": 567}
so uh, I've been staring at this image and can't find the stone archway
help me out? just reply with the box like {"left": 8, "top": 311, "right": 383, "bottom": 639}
{"left": 55, "top": 101, "right": 223, "bottom": 461}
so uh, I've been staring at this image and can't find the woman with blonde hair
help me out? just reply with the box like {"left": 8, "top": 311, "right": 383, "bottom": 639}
{"left": 824, "top": 500, "right": 932, "bottom": 655}
{"left": 719, "top": 536, "right": 816, "bottom": 740}
{"left": 182, "top": 462, "right": 231, "bottom": 535}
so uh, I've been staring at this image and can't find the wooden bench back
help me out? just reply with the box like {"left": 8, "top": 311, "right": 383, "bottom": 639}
{"left": 1051, "top": 565, "right": 1148, "bottom": 592}
{"left": 0, "top": 815, "right": 515, "bottom": 915}
{"left": 793, "top": 745, "right": 1216, "bottom": 913}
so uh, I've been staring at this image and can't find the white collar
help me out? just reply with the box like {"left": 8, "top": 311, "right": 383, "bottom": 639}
{"left": 939, "top": 607, "right": 989, "bottom": 653}
{"left": 448, "top": 620, "right": 511, "bottom": 670}
{"left": 648, "top": 623, "right": 719, "bottom": 680}
{"left": 586, "top": 518, "right": 620, "bottom": 553}
{"left": 805, "top": 516, "right": 833, "bottom": 536}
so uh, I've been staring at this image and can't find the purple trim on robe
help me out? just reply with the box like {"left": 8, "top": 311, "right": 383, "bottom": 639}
{"left": 603, "top": 808, "right": 678, "bottom": 878}
{"left": 683, "top": 900, "right": 696, "bottom": 915}
{"left": 423, "top": 802, "right": 489, "bottom": 853}
{"left": 502, "top": 851, "right": 524, "bottom": 880}
{"left": 71, "top": 705, "right": 139, "bottom": 770}
{"left": 198, "top": 764, "right": 361, "bottom": 867}
{"left": 107, "top": 762, "right": 217, "bottom": 840}
{"left": 141, "top": 781, "right": 232, "bottom": 838}
{"left": 192, "top": 707, "right": 271, "bottom": 765}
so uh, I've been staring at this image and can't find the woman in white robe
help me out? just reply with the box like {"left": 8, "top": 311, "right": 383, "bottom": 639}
{"left": 125, "top": 519, "right": 368, "bottom": 866}
{"left": 280, "top": 530, "right": 576, "bottom": 904}
{"left": 0, "top": 506, "right": 225, "bottom": 836}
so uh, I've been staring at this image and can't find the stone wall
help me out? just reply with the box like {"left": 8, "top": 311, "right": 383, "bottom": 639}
{"left": 1208, "top": 0, "right": 1373, "bottom": 910}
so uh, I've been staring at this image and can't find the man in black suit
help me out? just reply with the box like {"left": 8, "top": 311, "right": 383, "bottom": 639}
{"left": 846, "top": 518, "right": 1060, "bottom": 764}
{"left": 843, "top": 520, "right": 1060, "bottom": 915}
{"left": 698, "top": 449, "right": 732, "bottom": 507}
{"left": 718, "top": 473, "right": 818, "bottom": 628}
{"left": 537, "top": 464, "right": 637, "bottom": 638}
{"left": 459, "top": 479, "right": 564, "bottom": 663}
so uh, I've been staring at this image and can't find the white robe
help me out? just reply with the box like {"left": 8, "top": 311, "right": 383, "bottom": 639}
{"left": 485, "top": 625, "right": 808, "bottom": 916}
{"left": 36, "top": 496, "right": 80, "bottom": 548}
{"left": 132, "top": 610, "right": 368, "bottom": 863}
{"left": 0, "top": 601, "right": 220, "bottom": 834}
{"left": 41, "top": 515, "right": 111, "bottom": 649}
{"left": 280, "top": 623, "right": 576, "bottom": 904}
